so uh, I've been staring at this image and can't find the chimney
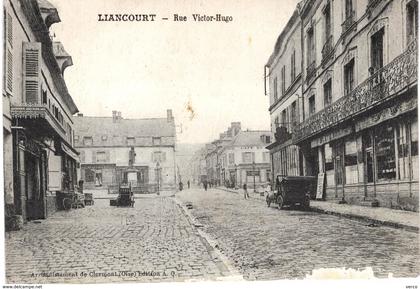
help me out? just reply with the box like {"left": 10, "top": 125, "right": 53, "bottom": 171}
{"left": 112, "top": 110, "right": 117, "bottom": 123}
{"left": 167, "top": 109, "right": 173, "bottom": 122}
{"left": 231, "top": 122, "right": 241, "bottom": 136}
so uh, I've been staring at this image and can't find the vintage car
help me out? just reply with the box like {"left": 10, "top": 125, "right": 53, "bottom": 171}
{"left": 266, "top": 176, "right": 316, "bottom": 210}
{"left": 110, "top": 183, "right": 135, "bottom": 207}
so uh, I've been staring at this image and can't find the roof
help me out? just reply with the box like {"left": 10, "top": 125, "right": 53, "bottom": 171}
{"left": 73, "top": 116, "right": 176, "bottom": 147}
{"left": 266, "top": 8, "right": 300, "bottom": 67}
{"left": 229, "top": 130, "right": 273, "bottom": 147}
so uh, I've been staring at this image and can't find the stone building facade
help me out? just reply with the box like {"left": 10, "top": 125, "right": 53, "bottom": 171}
{"left": 265, "top": 9, "right": 305, "bottom": 181}
{"left": 73, "top": 110, "right": 177, "bottom": 193}
{"left": 266, "top": 0, "right": 418, "bottom": 210}
{"left": 3, "top": 0, "right": 80, "bottom": 228}
{"left": 219, "top": 130, "right": 272, "bottom": 190}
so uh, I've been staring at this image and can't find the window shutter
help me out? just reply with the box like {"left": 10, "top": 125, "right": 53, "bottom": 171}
{"left": 92, "top": 150, "right": 97, "bottom": 163}
{"left": 106, "top": 150, "right": 110, "bottom": 162}
{"left": 252, "top": 152, "right": 255, "bottom": 162}
{"left": 23, "top": 42, "right": 41, "bottom": 104}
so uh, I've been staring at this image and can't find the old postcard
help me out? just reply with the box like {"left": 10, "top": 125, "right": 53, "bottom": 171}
{"left": 1, "top": 0, "right": 419, "bottom": 287}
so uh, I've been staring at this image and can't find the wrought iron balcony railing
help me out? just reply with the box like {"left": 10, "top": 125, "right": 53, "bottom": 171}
{"left": 321, "top": 35, "right": 334, "bottom": 64}
{"left": 293, "top": 40, "right": 417, "bottom": 143}
{"left": 342, "top": 11, "right": 356, "bottom": 35}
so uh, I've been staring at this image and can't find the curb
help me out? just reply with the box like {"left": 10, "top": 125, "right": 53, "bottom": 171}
{"left": 309, "top": 206, "right": 419, "bottom": 233}
{"left": 216, "top": 187, "right": 419, "bottom": 232}
{"left": 173, "top": 197, "right": 244, "bottom": 281}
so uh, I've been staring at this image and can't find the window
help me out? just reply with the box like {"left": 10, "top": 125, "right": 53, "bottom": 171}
{"left": 309, "top": 95, "right": 316, "bottom": 116}
{"left": 228, "top": 153, "right": 235, "bottom": 164}
{"left": 345, "top": 0, "right": 353, "bottom": 19}
{"left": 281, "top": 109, "right": 287, "bottom": 128}
{"left": 274, "top": 116, "right": 279, "bottom": 128}
{"left": 101, "top": 135, "right": 108, "bottom": 141}
{"left": 85, "top": 168, "right": 95, "bottom": 182}
{"left": 291, "top": 101, "right": 297, "bottom": 127}
{"left": 74, "top": 135, "right": 79, "bottom": 142}
{"left": 325, "top": 144, "right": 333, "bottom": 171}
{"left": 126, "top": 137, "right": 135, "bottom": 146}
{"left": 262, "top": 152, "right": 270, "bottom": 162}
{"left": 375, "top": 123, "right": 396, "bottom": 180}
{"left": 371, "top": 28, "right": 384, "bottom": 71}
{"left": 153, "top": 151, "right": 166, "bottom": 163}
{"left": 242, "top": 152, "right": 254, "bottom": 163}
{"left": 273, "top": 77, "right": 278, "bottom": 101}
{"left": 344, "top": 58, "right": 355, "bottom": 95}
{"left": 152, "top": 137, "right": 162, "bottom": 146}
{"left": 407, "top": 1, "right": 418, "bottom": 44}
{"left": 307, "top": 27, "right": 315, "bottom": 66}
{"left": 83, "top": 137, "right": 93, "bottom": 146}
{"left": 281, "top": 65, "right": 286, "bottom": 94}
{"left": 291, "top": 50, "right": 296, "bottom": 81}
{"left": 324, "top": 2, "right": 331, "bottom": 39}
{"left": 96, "top": 151, "right": 106, "bottom": 163}
{"left": 344, "top": 139, "right": 358, "bottom": 184}
{"left": 323, "top": 79, "right": 332, "bottom": 106}
{"left": 42, "top": 89, "right": 47, "bottom": 104}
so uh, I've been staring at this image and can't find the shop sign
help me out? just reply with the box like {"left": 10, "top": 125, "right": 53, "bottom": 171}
{"left": 355, "top": 97, "right": 417, "bottom": 132}
{"left": 310, "top": 126, "right": 353, "bottom": 148}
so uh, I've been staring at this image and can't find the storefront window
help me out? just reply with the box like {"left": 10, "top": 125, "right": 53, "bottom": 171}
{"left": 345, "top": 139, "right": 358, "bottom": 184}
{"left": 375, "top": 123, "right": 396, "bottom": 180}
{"left": 324, "top": 144, "right": 334, "bottom": 186}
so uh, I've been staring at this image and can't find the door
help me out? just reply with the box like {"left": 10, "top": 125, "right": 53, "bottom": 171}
{"left": 363, "top": 133, "right": 376, "bottom": 199}
{"left": 25, "top": 153, "right": 44, "bottom": 220}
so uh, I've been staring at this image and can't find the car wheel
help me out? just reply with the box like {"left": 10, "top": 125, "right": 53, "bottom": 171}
{"left": 277, "top": 195, "right": 284, "bottom": 210}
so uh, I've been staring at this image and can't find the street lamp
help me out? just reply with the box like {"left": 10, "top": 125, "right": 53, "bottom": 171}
{"left": 252, "top": 161, "right": 256, "bottom": 192}
{"left": 155, "top": 161, "right": 161, "bottom": 195}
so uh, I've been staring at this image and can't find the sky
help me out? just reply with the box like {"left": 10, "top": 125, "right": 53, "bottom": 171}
{"left": 50, "top": 0, "right": 298, "bottom": 144}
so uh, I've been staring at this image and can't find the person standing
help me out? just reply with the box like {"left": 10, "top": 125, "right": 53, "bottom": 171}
{"left": 187, "top": 180, "right": 190, "bottom": 189}
{"left": 243, "top": 183, "right": 249, "bottom": 199}
{"left": 204, "top": 180, "right": 208, "bottom": 191}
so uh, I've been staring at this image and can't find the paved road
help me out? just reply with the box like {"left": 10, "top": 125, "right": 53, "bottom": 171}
{"left": 176, "top": 188, "right": 420, "bottom": 280}
{"left": 5, "top": 196, "right": 229, "bottom": 283}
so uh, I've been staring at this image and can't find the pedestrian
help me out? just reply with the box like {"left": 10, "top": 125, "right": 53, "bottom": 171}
{"left": 204, "top": 180, "right": 208, "bottom": 191}
{"left": 179, "top": 181, "right": 183, "bottom": 191}
{"left": 243, "top": 183, "right": 249, "bottom": 199}
{"left": 187, "top": 180, "right": 190, "bottom": 189}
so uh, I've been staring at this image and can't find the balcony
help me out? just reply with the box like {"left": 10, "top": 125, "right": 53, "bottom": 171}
{"left": 321, "top": 35, "right": 334, "bottom": 65}
{"left": 341, "top": 11, "right": 356, "bottom": 37}
{"left": 306, "top": 61, "right": 316, "bottom": 83}
{"left": 293, "top": 40, "right": 417, "bottom": 143}
{"left": 11, "top": 103, "right": 67, "bottom": 141}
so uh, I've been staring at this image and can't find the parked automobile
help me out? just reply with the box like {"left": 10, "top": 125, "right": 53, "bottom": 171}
{"left": 266, "top": 176, "right": 316, "bottom": 210}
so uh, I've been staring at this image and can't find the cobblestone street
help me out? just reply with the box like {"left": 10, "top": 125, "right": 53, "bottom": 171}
{"left": 5, "top": 195, "right": 230, "bottom": 283}
{"left": 176, "top": 188, "right": 420, "bottom": 280}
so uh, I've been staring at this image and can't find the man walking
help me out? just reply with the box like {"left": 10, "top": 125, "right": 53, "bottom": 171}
{"left": 187, "top": 180, "right": 190, "bottom": 189}
{"left": 243, "top": 183, "right": 249, "bottom": 199}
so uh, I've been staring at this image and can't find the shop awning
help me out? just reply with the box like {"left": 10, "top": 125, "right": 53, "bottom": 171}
{"left": 61, "top": 142, "right": 79, "bottom": 162}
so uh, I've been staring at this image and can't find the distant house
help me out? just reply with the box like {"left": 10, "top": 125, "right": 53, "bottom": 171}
{"left": 73, "top": 110, "right": 176, "bottom": 192}
{"left": 219, "top": 130, "right": 273, "bottom": 190}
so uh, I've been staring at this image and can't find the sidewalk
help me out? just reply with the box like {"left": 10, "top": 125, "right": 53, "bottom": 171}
{"left": 217, "top": 187, "right": 419, "bottom": 232}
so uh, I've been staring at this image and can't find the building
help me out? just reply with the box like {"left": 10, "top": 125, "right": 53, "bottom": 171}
{"left": 265, "top": 8, "right": 305, "bottom": 181}
{"left": 266, "top": 0, "right": 418, "bottom": 210}
{"left": 3, "top": 0, "right": 80, "bottom": 228}
{"left": 205, "top": 122, "right": 241, "bottom": 186}
{"left": 219, "top": 130, "right": 272, "bottom": 190}
{"left": 73, "top": 110, "right": 177, "bottom": 193}
{"left": 189, "top": 147, "right": 207, "bottom": 185}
